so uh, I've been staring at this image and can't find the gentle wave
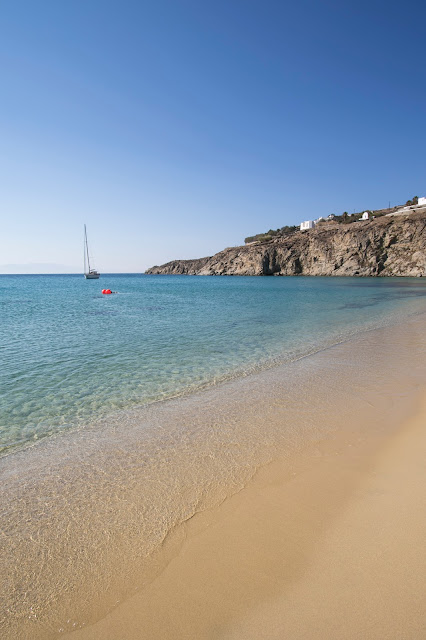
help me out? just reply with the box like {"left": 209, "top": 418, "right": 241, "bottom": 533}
{"left": 1, "top": 274, "right": 426, "bottom": 456}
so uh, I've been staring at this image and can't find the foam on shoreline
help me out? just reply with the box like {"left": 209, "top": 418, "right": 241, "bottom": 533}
{"left": 2, "top": 313, "right": 426, "bottom": 638}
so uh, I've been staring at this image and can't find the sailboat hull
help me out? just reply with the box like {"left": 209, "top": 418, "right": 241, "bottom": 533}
{"left": 84, "top": 273, "right": 100, "bottom": 279}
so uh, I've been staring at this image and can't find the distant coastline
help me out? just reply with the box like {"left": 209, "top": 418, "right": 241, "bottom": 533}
{"left": 0, "top": 263, "right": 80, "bottom": 275}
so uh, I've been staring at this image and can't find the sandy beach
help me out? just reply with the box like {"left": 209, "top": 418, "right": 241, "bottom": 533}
{"left": 63, "top": 319, "right": 426, "bottom": 640}
{"left": 3, "top": 313, "right": 426, "bottom": 640}
{"left": 66, "top": 390, "right": 426, "bottom": 640}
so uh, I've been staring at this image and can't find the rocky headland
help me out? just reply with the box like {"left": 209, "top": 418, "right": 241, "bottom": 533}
{"left": 146, "top": 210, "right": 426, "bottom": 277}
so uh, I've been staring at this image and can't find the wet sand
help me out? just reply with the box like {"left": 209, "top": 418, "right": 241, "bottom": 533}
{"left": 67, "top": 391, "right": 426, "bottom": 640}
{"left": 3, "top": 313, "right": 426, "bottom": 639}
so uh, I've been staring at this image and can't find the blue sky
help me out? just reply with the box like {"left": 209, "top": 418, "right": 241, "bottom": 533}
{"left": 1, "top": 0, "right": 425, "bottom": 272}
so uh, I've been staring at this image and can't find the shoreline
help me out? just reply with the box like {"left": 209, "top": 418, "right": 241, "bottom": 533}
{"left": 69, "top": 387, "right": 426, "bottom": 640}
{"left": 2, "top": 311, "right": 426, "bottom": 638}
{"left": 2, "top": 301, "right": 424, "bottom": 462}
{"left": 3, "top": 275, "right": 426, "bottom": 461}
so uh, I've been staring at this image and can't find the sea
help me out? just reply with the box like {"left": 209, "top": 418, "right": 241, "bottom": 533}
{"left": 2, "top": 273, "right": 426, "bottom": 457}
{"left": 3, "top": 273, "right": 426, "bottom": 638}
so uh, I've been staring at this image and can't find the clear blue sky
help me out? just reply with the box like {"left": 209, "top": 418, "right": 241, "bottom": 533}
{"left": 1, "top": 0, "right": 425, "bottom": 272}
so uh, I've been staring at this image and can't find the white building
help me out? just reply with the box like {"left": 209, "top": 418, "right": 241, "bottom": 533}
{"left": 327, "top": 214, "right": 336, "bottom": 219}
{"left": 418, "top": 197, "right": 426, "bottom": 206}
{"left": 300, "top": 220, "right": 315, "bottom": 231}
{"left": 360, "top": 211, "right": 370, "bottom": 220}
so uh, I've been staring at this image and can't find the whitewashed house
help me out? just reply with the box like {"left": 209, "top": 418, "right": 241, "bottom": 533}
{"left": 360, "top": 211, "right": 370, "bottom": 220}
{"left": 300, "top": 220, "right": 315, "bottom": 231}
{"left": 418, "top": 197, "right": 426, "bottom": 206}
{"left": 327, "top": 214, "right": 336, "bottom": 219}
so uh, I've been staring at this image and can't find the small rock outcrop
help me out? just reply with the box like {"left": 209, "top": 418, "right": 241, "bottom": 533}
{"left": 146, "top": 211, "right": 426, "bottom": 277}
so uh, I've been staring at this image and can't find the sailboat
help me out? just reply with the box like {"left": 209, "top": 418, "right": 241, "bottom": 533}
{"left": 84, "top": 225, "right": 100, "bottom": 279}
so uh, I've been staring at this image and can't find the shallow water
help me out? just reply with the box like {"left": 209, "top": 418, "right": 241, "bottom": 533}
{"left": 2, "top": 274, "right": 426, "bottom": 455}
{"left": 1, "top": 287, "right": 426, "bottom": 637}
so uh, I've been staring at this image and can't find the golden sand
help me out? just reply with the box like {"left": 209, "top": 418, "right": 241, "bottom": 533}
{"left": 68, "top": 392, "right": 426, "bottom": 639}
{"left": 3, "top": 315, "right": 426, "bottom": 640}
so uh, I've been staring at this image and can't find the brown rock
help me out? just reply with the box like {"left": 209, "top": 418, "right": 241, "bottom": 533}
{"left": 145, "top": 212, "right": 426, "bottom": 277}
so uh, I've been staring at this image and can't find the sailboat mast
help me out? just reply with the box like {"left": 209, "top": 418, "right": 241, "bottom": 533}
{"left": 84, "top": 224, "right": 91, "bottom": 273}
{"left": 84, "top": 225, "right": 87, "bottom": 274}
{"left": 83, "top": 224, "right": 99, "bottom": 278}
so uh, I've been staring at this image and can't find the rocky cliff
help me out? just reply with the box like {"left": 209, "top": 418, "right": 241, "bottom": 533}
{"left": 146, "top": 211, "right": 426, "bottom": 277}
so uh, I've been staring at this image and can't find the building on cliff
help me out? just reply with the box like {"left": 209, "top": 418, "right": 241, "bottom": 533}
{"left": 300, "top": 216, "right": 327, "bottom": 230}
{"left": 300, "top": 220, "right": 315, "bottom": 231}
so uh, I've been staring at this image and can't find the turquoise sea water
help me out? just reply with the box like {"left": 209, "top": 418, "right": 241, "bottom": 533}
{"left": 1, "top": 274, "right": 426, "bottom": 455}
